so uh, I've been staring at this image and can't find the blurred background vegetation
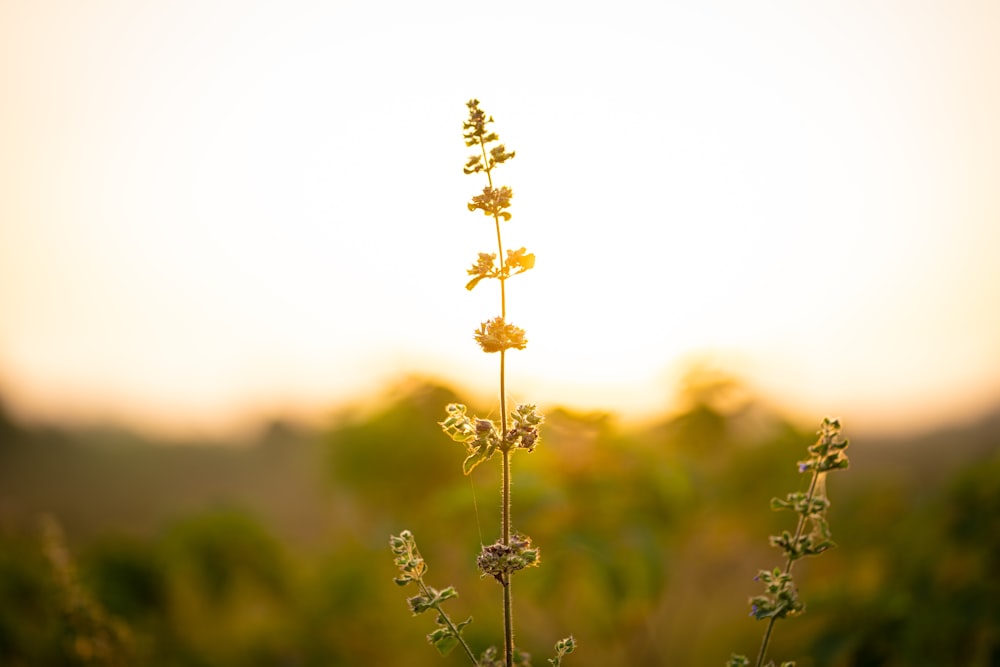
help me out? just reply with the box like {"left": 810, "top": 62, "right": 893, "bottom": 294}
{"left": 1, "top": 372, "right": 998, "bottom": 666}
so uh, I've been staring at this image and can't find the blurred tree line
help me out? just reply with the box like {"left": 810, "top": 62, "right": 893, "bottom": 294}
{"left": 0, "top": 374, "right": 997, "bottom": 666}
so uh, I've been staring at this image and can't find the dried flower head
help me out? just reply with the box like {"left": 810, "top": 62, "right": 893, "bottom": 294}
{"left": 475, "top": 317, "right": 528, "bottom": 353}
{"left": 468, "top": 186, "right": 514, "bottom": 221}
{"left": 477, "top": 534, "right": 541, "bottom": 584}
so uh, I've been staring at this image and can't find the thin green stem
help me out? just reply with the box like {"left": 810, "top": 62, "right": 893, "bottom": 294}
{"left": 784, "top": 472, "right": 820, "bottom": 577}
{"left": 480, "top": 138, "right": 507, "bottom": 319}
{"left": 503, "top": 584, "right": 513, "bottom": 667}
{"left": 481, "top": 139, "right": 493, "bottom": 188}
{"left": 754, "top": 470, "right": 821, "bottom": 667}
{"left": 754, "top": 619, "right": 777, "bottom": 667}
{"left": 500, "top": 350, "right": 509, "bottom": 542}
{"left": 497, "top": 211, "right": 512, "bottom": 667}
{"left": 502, "top": 450, "right": 513, "bottom": 667}
{"left": 417, "top": 580, "right": 479, "bottom": 666}
{"left": 480, "top": 123, "right": 515, "bottom": 667}
{"left": 496, "top": 217, "right": 507, "bottom": 318}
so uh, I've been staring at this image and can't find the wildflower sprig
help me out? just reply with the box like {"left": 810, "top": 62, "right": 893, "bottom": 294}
{"left": 392, "top": 100, "right": 571, "bottom": 667}
{"left": 548, "top": 636, "right": 577, "bottom": 667}
{"left": 477, "top": 534, "right": 540, "bottom": 585}
{"left": 469, "top": 185, "right": 514, "bottom": 220}
{"left": 748, "top": 569, "right": 803, "bottom": 621}
{"left": 441, "top": 402, "right": 543, "bottom": 475}
{"left": 452, "top": 99, "right": 562, "bottom": 666}
{"left": 507, "top": 403, "right": 543, "bottom": 453}
{"left": 474, "top": 318, "right": 528, "bottom": 354}
{"left": 730, "top": 418, "right": 850, "bottom": 667}
{"left": 41, "top": 515, "right": 132, "bottom": 665}
{"left": 466, "top": 248, "right": 536, "bottom": 291}
{"left": 462, "top": 102, "right": 515, "bottom": 174}
{"left": 390, "top": 531, "right": 478, "bottom": 663}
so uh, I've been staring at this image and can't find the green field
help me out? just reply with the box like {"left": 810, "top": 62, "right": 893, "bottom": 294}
{"left": 1, "top": 378, "right": 997, "bottom": 666}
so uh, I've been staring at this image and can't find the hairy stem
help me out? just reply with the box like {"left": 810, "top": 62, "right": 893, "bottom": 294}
{"left": 754, "top": 618, "right": 777, "bottom": 667}
{"left": 503, "top": 582, "right": 513, "bottom": 667}
{"left": 497, "top": 220, "right": 512, "bottom": 667}
{"left": 479, "top": 130, "right": 507, "bottom": 319}
{"left": 480, "top": 115, "right": 514, "bottom": 667}
{"left": 754, "top": 469, "right": 822, "bottom": 667}
{"left": 501, "top": 349, "right": 510, "bottom": 545}
{"left": 496, "top": 217, "right": 506, "bottom": 318}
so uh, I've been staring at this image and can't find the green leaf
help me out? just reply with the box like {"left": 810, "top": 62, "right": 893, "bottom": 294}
{"left": 770, "top": 497, "right": 790, "bottom": 511}
{"left": 806, "top": 540, "right": 835, "bottom": 555}
{"left": 466, "top": 274, "right": 486, "bottom": 291}
{"left": 436, "top": 586, "right": 458, "bottom": 604}
{"left": 429, "top": 629, "right": 459, "bottom": 656}
{"left": 408, "top": 593, "right": 431, "bottom": 614}
{"left": 505, "top": 249, "right": 536, "bottom": 277}
{"left": 548, "top": 635, "right": 576, "bottom": 666}
{"left": 463, "top": 450, "right": 488, "bottom": 475}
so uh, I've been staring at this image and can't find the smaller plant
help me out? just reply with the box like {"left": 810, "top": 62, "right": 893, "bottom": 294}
{"left": 390, "top": 530, "right": 478, "bottom": 663}
{"left": 40, "top": 515, "right": 132, "bottom": 666}
{"left": 728, "top": 417, "right": 850, "bottom": 667}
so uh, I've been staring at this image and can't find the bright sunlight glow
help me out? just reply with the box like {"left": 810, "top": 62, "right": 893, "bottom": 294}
{"left": 2, "top": 1, "right": 999, "bottom": 437}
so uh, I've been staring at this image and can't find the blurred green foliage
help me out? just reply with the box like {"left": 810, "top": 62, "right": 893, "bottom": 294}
{"left": 0, "top": 379, "right": 997, "bottom": 666}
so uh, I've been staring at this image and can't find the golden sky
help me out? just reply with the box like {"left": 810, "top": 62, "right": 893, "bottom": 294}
{"left": 2, "top": 1, "right": 999, "bottom": 437}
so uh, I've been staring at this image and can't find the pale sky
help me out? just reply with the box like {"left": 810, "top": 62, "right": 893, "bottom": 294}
{"left": 2, "top": 1, "right": 999, "bottom": 438}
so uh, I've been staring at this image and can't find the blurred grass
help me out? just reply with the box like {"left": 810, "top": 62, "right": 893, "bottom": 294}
{"left": 0, "top": 375, "right": 998, "bottom": 666}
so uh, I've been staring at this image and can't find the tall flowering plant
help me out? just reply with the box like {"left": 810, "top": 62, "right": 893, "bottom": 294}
{"left": 391, "top": 100, "right": 574, "bottom": 667}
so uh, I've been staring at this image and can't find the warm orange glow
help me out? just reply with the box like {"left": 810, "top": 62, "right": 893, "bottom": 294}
{"left": 2, "top": 2, "right": 999, "bottom": 437}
